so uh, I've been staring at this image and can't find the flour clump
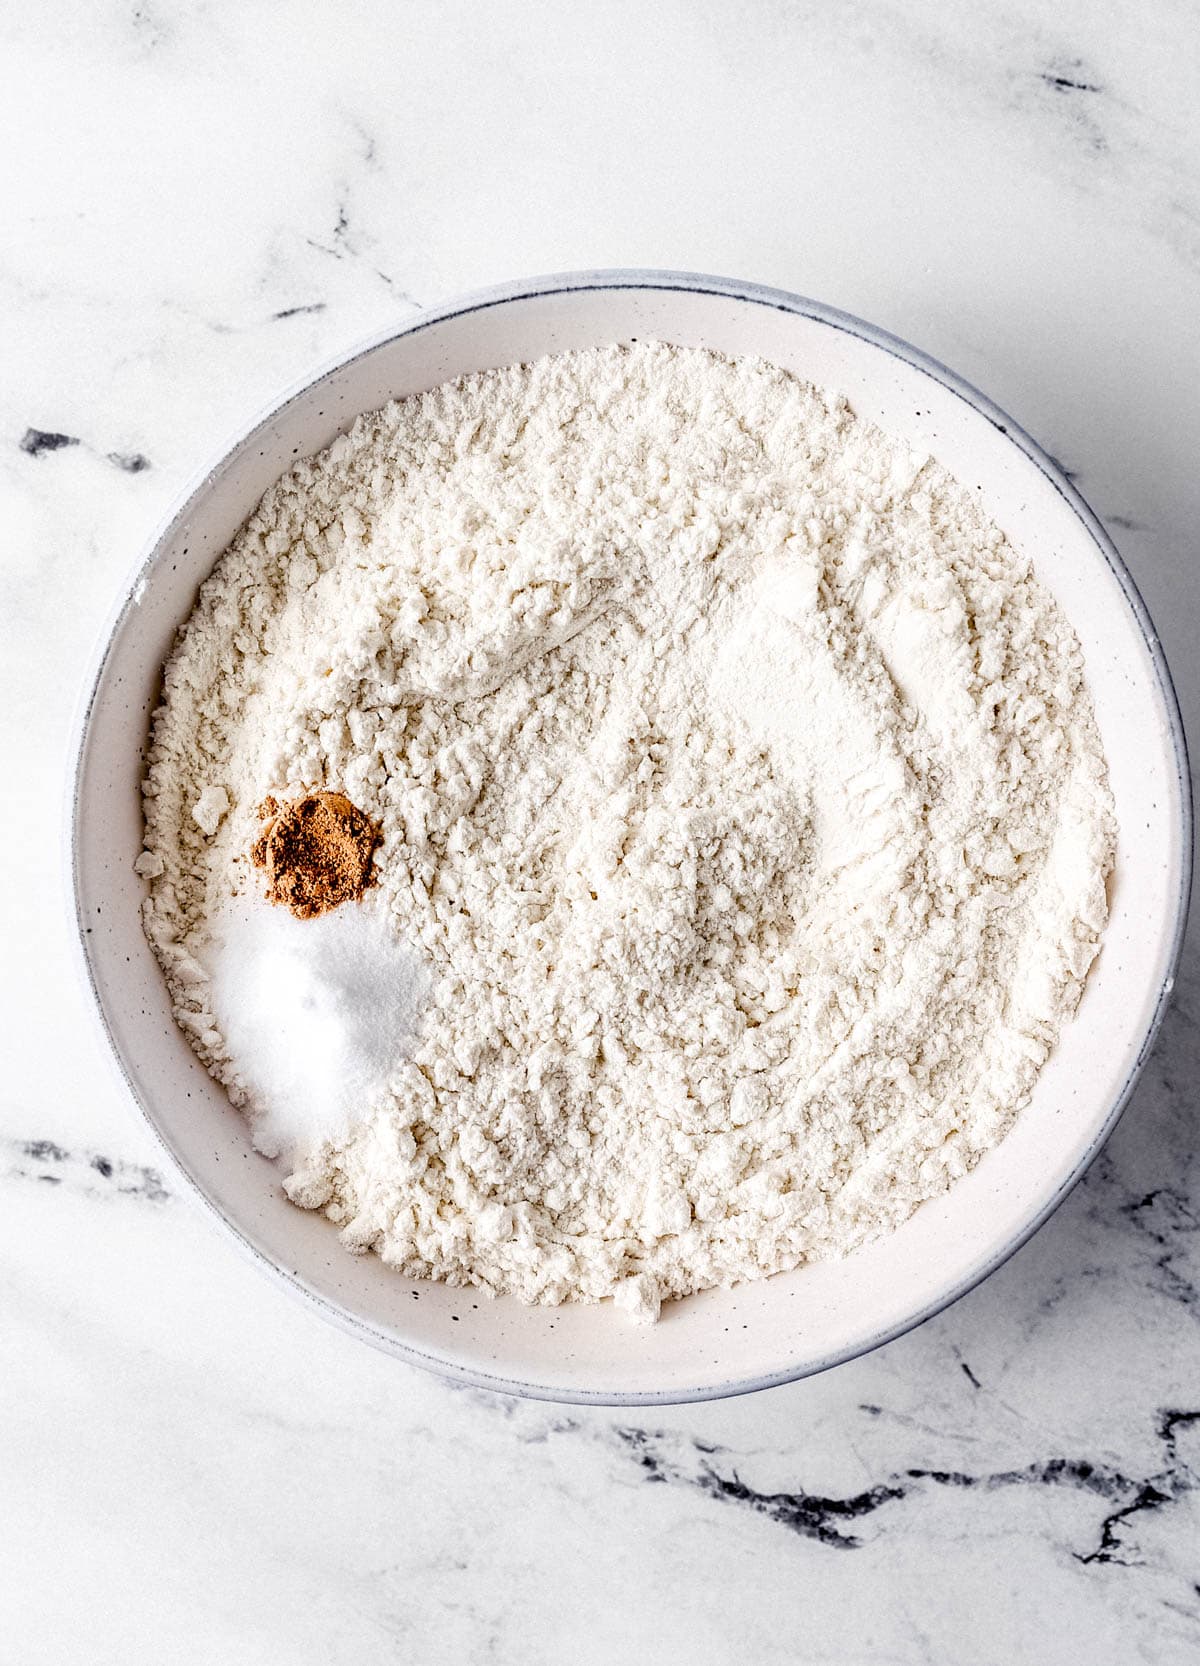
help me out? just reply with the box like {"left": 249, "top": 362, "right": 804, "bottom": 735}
{"left": 141, "top": 342, "right": 1115, "bottom": 1321}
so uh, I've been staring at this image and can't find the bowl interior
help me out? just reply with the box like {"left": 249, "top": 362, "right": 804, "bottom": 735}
{"left": 72, "top": 277, "right": 1188, "bottom": 1402}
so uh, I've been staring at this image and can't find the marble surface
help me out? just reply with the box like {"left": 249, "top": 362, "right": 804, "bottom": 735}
{"left": 3, "top": 2, "right": 1199, "bottom": 1660}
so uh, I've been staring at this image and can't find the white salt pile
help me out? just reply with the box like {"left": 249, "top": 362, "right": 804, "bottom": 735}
{"left": 199, "top": 895, "right": 428, "bottom": 1163}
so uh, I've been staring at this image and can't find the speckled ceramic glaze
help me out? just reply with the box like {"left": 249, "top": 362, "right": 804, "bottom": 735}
{"left": 68, "top": 271, "right": 1191, "bottom": 1404}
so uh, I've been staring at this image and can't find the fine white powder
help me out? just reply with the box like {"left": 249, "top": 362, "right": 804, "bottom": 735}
{"left": 200, "top": 896, "right": 427, "bottom": 1161}
{"left": 141, "top": 342, "right": 1115, "bottom": 1323}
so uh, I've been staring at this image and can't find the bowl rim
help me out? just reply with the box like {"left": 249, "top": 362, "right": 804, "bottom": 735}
{"left": 66, "top": 267, "right": 1194, "bottom": 1404}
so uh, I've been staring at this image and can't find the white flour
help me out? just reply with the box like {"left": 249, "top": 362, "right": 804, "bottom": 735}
{"left": 141, "top": 342, "right": 1115, "bottom": 1322}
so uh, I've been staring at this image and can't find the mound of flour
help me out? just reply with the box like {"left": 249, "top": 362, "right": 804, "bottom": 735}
{"left": 141, "top": 342, "right": 1115, "bottom": 1322}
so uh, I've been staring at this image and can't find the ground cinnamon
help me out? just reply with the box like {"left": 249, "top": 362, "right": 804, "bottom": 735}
{"left": 251, "top": 791, "right": 380, "bottom": 919}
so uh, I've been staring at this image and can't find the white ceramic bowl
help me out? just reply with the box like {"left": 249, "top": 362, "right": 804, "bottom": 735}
{"left": 69, "top": 271, "right": 1191, "bottom": 1404}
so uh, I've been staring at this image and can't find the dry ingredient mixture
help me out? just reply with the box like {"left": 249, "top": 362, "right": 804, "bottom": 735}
{"left": 141, "top": 342, "right": 1115, "bottom": 1324}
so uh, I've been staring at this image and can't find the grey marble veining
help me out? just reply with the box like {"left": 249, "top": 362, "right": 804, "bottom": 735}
{"left": 2, "top": 1, "right": 1198, "bottom": 1661}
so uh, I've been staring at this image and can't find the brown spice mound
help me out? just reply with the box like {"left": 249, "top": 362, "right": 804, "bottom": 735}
{"left": 251, "top": 791, "right": 380, "bottom": 919}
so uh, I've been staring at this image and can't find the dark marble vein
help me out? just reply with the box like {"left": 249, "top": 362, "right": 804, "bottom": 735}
{"left": 1033, "top": 59, "right": 1110, "bottom": 155}
{"left": 610, "top": 1408, "right": 1200, "bottom": 1560}
{"left": 19, "top": 427, "right": 79, "bottom": 457}
{"left": 1094, "top": 1409, "right": 1200, "bottom": 1572}
{"left": 614, "top": 1428, "right": 903, "bottom": 1546}
{"left": 1061, "top": 952, "right": 1200, "bottom": 1334}
{"left": 905, "top": 1457, "right": 1128, "bottom": 1502}
{"left": 306, "top": 203, "right": 352, "bottom": 261}
{"left": 299, "top": 118, "right": 419, "bottom": 307}
{"left": 1041, "top": 72, "right": 1104, "bottom": 95}
{"left": 4, "top": 1136, "right": 171, "bottom": 1203}
{"left": 19, "top": 427, "right": 150, "bottom": 473}
{"left": 1116, "top": 1185, "right": 1200, "bottom": 1316}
